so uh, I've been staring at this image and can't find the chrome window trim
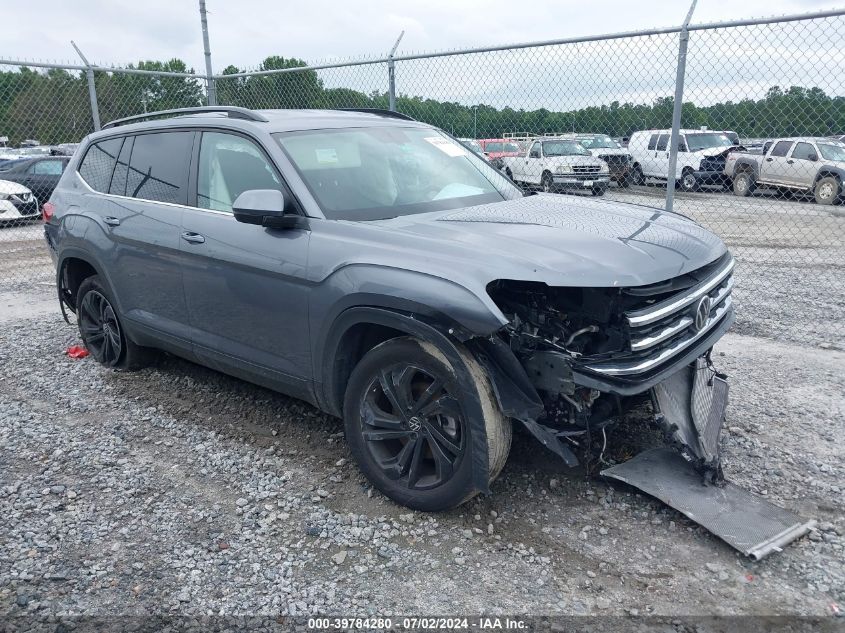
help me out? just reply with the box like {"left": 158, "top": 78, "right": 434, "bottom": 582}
{"left": 75, "top": 171, "right": 232, "bottom": 216}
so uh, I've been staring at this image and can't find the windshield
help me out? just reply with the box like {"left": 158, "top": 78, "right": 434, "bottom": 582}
{"left": 483, "top": 141, "right": 520, "bottom": 153}
{"left": 275, "top": 127, "right": 522, "bottom": 220}
{"left": 578, "top": 135, "right": 619, "bottom": 149}
{"left": 685, "top": 133, "right": 733, "bottom": 152}
{"left": 542, "top": 141, "right": 591, "bottom": 157}
{"left": 819, "top": 143, "right": 845, "bottom": 162}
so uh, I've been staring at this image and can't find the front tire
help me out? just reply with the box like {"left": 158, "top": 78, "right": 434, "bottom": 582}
{"left": 343, "top": 337, "right": 511, "bottom": 511}
{"left": 76, "top": 275, "right": 154, "bottom": 370}
{"left": 630, "top": 164, "right": 644, "bottom": 185}
{"left": 541, "top": 171, "right": 555, "bottom": 193}
{"left": 679, "top": 168, "right": 699, "bottom": 192}
{"left": 814, "top": 176, "right": 840, "bottom": 205}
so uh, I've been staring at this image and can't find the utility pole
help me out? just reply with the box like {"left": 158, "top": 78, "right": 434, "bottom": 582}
{"left": 199, "top": 0, "right": 217, "bottom": 105}
{"left": 665, "top": 0, "right": 697, "bottom": 213}
{"left": 387, "top": 31, "right": 404, "bottom": 112}
{"left": 71, "top": 40, "right": 101, "bottom": 131}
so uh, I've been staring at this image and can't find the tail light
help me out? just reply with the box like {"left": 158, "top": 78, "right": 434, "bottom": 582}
{"left": 42, "top": 202, "right": 55, "bottom": 222}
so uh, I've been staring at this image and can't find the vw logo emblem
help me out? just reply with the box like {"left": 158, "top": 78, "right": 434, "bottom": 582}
{"left": 694, "top": 296, "right": 712, "bottom": 332}
{"left": 408, "top": 416, "right": 423, "bottom": 432}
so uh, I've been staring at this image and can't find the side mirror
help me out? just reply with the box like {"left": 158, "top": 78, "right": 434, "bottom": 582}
{"left": 808, "top": 153, "right": 819, "bottom": 162}
{"left": 232, "top": 189, "right": 305, "bottom": 229}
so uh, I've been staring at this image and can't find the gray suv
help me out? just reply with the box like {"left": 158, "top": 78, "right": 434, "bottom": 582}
{"left": 45, "top": 106, "right": 735, "bottom": 512}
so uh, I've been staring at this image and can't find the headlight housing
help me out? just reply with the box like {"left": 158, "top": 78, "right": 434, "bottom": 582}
{"left": 556, "top": 164, "right": 573, "bottom": 174}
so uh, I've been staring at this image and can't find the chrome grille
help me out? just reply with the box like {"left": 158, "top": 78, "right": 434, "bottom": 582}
{"left": 572, "top": 165, "right": 602, "bottom": 175}
{"left": 583, "top": 256, "right": 735, "bottom": 377}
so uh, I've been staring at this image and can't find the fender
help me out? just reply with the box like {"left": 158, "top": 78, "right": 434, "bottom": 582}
{"left": 56, "top": 246, "right": 121, "bottom": 313}
{"left": 813, "top": 165, "right": 845, "bottom": 184}
{"left": 310, "top": 264, "right": 508, "bottom": 389}
{"left": 320, "top": 306, "right": 494, "bottom": 495}
{"left": 732, "top": 157, "right": 760, "bottom": 179}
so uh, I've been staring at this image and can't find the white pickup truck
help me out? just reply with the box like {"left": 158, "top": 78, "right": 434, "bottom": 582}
{"left": 725, "top": 136, "right": 845, "bottom": 204}
{"left": 501, "top": 138, "right": 610, "bottom": 196}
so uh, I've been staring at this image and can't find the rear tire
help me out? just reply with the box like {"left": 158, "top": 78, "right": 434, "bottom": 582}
{"left": 343, "top": 337, "right": 511, "bottom": 511}
{"left": 76, "top": 275, "right": 155, "bottom": 370}
{"left": 732, "top": 171, "right": 755, "bottom": 197}
{"left": 814, "top": 176, "right": 840, "bottom": 205}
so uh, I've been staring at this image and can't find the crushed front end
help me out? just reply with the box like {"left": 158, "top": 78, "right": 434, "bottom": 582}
{"left": 486, "top": 251, "right": 735, "bottom": 476}
{"left": 482, "top": 252, "right": 815, "bottom": 558}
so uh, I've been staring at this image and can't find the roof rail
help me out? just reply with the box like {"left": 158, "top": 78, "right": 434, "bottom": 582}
{"left": 334, "top": 108, "right": 416, "bottom": 121}
{"left": 102, "top": 106, "right": 269, "bottom": 130}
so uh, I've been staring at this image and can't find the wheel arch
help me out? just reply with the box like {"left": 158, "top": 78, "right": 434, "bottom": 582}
{"left": 56, "top": 248, "right": 119, "bottom": 314}
{"left": 320, "top": 306, "right": 497, "bottom": 494}
{"left": 814, "top": 167, "right": 843, "bottom": 185}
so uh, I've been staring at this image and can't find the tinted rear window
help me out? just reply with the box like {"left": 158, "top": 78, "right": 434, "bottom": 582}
{"left": 78, "top": 137, "right": 123, "bottom": 193}
{"left": 109, "top": 136, "right": 133, "bottom": 196}
{"left": 770, "top": 140, "right": 793, "bottom": 157}
{"left": 126, "top": 132, "right": 193, "bottom": 204}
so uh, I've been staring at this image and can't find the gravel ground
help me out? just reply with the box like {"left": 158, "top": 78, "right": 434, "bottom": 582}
{"left": 1, "top": 299, "right": 843, "bottom": 621}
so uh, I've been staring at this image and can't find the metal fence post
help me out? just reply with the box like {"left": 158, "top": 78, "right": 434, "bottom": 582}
{"left": 71, "top": 40, "right": 101, "bottom": 131}
{"left": 199, "top": 0, "right": 217, "bottom": 106}
{"left": 387, "top": 31, "right": 404, "bottom": 111}
{"left": 665, "top": 0, "right": 697, "bottom": 213}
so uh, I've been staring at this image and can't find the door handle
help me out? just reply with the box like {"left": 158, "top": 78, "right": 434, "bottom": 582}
{"left": 787, "top": 159, "right": 794, "bottom": 164}
{"left": 765, "top": 157, "right": 773, "bottom": 162}
{"left": 103, "top": 216, "right": 121, "bottom": 226}
{"left": 181, "top": 231, "right": 205, "bottom": 244}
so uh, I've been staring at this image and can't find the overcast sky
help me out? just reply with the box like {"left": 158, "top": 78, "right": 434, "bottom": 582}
{"left": 3, "top": 0, "right": 838, "bottom": 71}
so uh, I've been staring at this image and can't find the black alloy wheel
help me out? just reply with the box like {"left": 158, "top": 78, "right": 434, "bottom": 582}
{"left": 359, "top": 363, "right": 466, "bottom": 491}
{"left": 78, "top": 289, "right": 123, "bottom": 366}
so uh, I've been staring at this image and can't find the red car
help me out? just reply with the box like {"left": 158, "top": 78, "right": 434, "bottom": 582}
{"left": 477, "top": 138, "right": 522, "bottom": 169}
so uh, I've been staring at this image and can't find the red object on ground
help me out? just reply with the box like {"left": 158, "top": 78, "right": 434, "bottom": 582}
{"left": 66, "top": 345, "right": 89, "bottom": 359}
{"left": 42, "top": 201, "right": 55, "bottom": 222}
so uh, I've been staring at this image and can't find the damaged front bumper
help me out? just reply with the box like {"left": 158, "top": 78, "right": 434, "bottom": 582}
{"left": 475, "top": 260, "right": 813, "bottom": 557}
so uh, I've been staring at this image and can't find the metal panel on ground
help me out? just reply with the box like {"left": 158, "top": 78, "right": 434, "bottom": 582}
{"left": 602, "top": 447, "right": 816, "bottom": 559}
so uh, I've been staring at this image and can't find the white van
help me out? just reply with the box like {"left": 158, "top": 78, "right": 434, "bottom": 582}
{"left": 628, "top": 129, "right": 738, "bottom": 191}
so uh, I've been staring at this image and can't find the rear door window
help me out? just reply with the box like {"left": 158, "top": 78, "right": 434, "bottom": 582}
{"left": 78, "top": 137, "right": 123, "bottom": 193}
{"left": 770, "top": 141, "right": 793, "bottom": 157}
{"left": 109, "top": 136, "right": 133, "bottom": 196}
{"left": 126, "top": 131, "right": 193, "bottom": 205}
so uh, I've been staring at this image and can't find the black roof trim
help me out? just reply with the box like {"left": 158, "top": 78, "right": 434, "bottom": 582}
{"left": 102, "top": 106, "right": 270, "bottom": 130}
{"left": 334, "top": 108, "right": 416, "bottom": 121}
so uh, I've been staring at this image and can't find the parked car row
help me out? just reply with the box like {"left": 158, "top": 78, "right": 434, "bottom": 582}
{"left": 0, "top": 145, "right": 73, "bottom": 225}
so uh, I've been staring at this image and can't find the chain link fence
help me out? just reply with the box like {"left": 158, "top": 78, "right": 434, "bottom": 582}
{"left": 1, "top": 9, "right": 844, "bottom": 346}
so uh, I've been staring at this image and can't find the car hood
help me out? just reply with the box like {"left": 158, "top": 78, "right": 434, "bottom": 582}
{"left": 0, "top": 179, "right": 31, "bottom": 196}
{"left": 543, "top": 155, "right": 606, "bottom": 167}
{"left": 587, "top": 148, "right": 630, "bottom": 157}
{"left": 694, "top": 145, "right": 740, "bottom": 158}
{"left": 369, "top": 194, "right": 726, "bottom": 288}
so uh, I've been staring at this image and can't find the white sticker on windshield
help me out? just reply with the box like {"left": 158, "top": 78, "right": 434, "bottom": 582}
{"left": 315, "top": 148, "right": 338, "bottom": 164}
{"left": 424, "top": 136, "right": 467, "bottom": 157}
